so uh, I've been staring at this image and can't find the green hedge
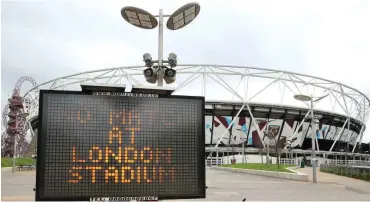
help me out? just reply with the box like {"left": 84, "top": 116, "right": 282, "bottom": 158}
{"left": 320, "top": 166, "right": 370, "bottom": 181}
{"left": 221, "top": 163, "right": 295, "bottom": 173}
{"left": 1, "top": 157, "right": 36, "bottom": 167}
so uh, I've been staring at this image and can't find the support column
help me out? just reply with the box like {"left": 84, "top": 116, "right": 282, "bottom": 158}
{"left": 352, "top": 125, "right": 365, "bottom": 153}
{"left": 210, "top": 114, "right": 215, "bottom": 145}
{"left": 246, "top": 104, "right": 266, "bottom": 149}
{"left": 288, "top": 111, "right": 310, "bottom": 144}
{"left": 329, "top": 118, "right": 349, "bottom": 152}
{"left": 157, "top": 9, "right": 164, "bottom": 87}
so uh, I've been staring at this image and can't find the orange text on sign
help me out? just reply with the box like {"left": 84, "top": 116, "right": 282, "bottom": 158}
{"left": 72, "top": 146, "right": 171, "bottom": 164}
{"left": 68, "top": 166, "right": 175, "bottom": 184}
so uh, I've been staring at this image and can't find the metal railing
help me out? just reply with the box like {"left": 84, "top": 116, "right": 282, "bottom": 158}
{"left": 206, "top": 157, "right": 224, "bottom": 166}
{"left": 205, "top": 157, "right": 297, "bottom": 166}
{"left": 279, "top": 158, "right": 296, "bottom": 165}
{"left": 326, "top": 160, "right": 370, "bottom": 167}
{"left": 205, "top": 156, "right": 370, "bottom": 169}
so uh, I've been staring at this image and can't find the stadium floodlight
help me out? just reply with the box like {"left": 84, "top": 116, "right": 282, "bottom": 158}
{"left": 121, "top": 7, "right": 158, "bottom": 29}
{"left": 143, "top": 66, "right": 159, "bottom": 84}
{"left": 143, "top": 53, "right": 153, "bottom": 67}
{"left": 168, "top": 53, "right": 177, "bottom": 68}
{"left": 166, "top": 2, "right": 201, "bottom": 30}
{"left": 121, "top": 3, "right": 201, "bottom": 86}
{"left": 164, "top": 68, "right": 177, "bottom": 84}
{"left": 294, "top": 94, "right": 311, "bottom": 102}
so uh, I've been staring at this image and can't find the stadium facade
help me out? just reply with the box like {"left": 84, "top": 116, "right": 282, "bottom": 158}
{"left": 204, "top": 101, "right": 369, "bottom": 154}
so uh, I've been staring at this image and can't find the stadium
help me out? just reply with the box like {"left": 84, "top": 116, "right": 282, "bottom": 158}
{"left": 4, "top": 2, "right": 370, "bottom": 201}
{"left": 2, "top": 64, "right": 370, "bottom": 162}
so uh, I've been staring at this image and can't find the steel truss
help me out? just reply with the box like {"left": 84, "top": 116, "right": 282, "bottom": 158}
{"left": 13, "top": 64, "right": 370, "bottom": 154}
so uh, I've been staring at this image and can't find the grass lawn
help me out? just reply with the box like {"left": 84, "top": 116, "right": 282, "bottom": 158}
{"left": 221, "top": 163, "right": 295, "bottom": 173}
{"left": 1, "top": 157, "right": 36, "bottom": 167}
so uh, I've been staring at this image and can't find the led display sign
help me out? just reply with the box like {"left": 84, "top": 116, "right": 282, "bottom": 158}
{"left": 36, "top": 90, "right": 205, "bottom": 201}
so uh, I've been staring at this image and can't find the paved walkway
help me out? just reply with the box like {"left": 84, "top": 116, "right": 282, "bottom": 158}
{"left": 1, "top": 170, "right": 35, "bottom": 201}
{"left": 296, "top": 167, "right": 370, "bottom": 194}
{"left": 2, "top": 168, "right": 370, "bottom": 201}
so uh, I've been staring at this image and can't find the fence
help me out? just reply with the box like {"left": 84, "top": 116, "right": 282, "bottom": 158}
{"left": 327, "top": 160, "right": 370, "bottom": 167}
{"left": 205, "top": 156, "right": 370, "bottom": 168}
{"left": 205, "top": 157, "right": 296, "bottom": 166}
{"left": 279, "top": 158, "right": 296, "bottom": 165}
{"left": 320, "top": 164, "right": 370, "bottom": 181}
{"left": 206, "top": 157, "right": 224, "bottom": 166}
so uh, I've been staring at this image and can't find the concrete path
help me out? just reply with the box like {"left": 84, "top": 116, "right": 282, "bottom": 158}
{"left": 296, "top": 167, "right": 370, "bottom": 195}
{"left": 2, "top": 168, "right": 370, "bottom": 201}
{"left": 1, "top": 170, "right": 35, "bottom": 201}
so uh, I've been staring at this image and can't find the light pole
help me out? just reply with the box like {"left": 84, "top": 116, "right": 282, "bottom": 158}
{"left": 236, "top": 129, "right": 247, "bottom": 163}
{"left": 294, "top": 94, "right": 327, "bottom": 183}
{"left": 121, "top": 3, "right": 201, "bottom": 86}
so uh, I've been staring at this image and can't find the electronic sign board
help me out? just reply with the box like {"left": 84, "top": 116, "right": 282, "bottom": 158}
{"left": 36, "top": 90, "right": 205, "bottom": 201}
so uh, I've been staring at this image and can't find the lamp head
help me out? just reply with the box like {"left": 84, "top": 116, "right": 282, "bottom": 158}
{"left": 143, "top": 67, "right": 158, "bottom": 84}
{"left": 163, "top": 68, "right": 176, "bottom": 84}
{"left": 168, "top": 53, "right": 177, "bottom": 68}
{"left": 143, "top": 53, "right": 153, "bottom": 67}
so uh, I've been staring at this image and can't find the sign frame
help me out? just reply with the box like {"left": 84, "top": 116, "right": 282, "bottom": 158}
{"left": 35, "top": 89, "right": 205, "bottom": 201}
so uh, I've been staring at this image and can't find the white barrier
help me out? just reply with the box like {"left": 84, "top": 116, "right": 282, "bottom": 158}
{"left": 279, "top": 158, "right": 296, "bottom": 165}
{"left": 211, "top": 166, "right": 309, "bottom": 182}
{"left": 213, "top": 154, "right": 300, "bottom": 166}
{"left": 206, "top": 157, "right": 224, "bottom": 166}
{"left": 207, "top": 154, "right": 370, "bottom": 169}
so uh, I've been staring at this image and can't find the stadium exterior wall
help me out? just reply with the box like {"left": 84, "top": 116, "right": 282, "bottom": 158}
{"left": 204, "top": 101, "right": 369, "bottom": 153}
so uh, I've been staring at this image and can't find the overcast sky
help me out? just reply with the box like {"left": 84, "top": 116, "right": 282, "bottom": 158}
{"left": 1, "top": 0, "right": 370, "bottom": 142}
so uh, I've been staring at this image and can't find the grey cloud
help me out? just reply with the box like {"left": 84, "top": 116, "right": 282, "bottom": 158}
{"left": 2, "top": 0, "right": 370, "bottom": 141}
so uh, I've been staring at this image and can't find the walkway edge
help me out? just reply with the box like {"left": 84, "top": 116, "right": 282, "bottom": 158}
{"left": 210, "top": 166, "right": 309, "bottom": 182}
{"left": 2, "top": 167, "right": 13, "bottom": 172}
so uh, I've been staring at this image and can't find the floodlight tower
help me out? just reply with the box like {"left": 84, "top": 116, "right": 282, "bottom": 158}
{"left": 121, "top": 3, "right": 201, "bottom": 86}
{"left": 294, "top": 94, "right": 328, "bottom": 183}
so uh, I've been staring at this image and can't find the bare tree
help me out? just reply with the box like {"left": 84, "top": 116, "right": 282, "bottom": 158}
{"left": 265, "top": 125, "right": 280, "bottom": 166}
{"left": 272, "top": 136, "right": 287, "bottom": 169}
{"left": 259, "top": 140, "right": 264, "bottom": 164}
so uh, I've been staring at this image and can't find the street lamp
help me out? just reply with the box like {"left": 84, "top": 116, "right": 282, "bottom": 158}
{"left": 236, "top": 129, "right": 248, "bottom": 163}
{"left": 121, "top": 3, "right": 201, "bottom": 86}
{"left": 294, "top": 94, "right": 327, "bottom": 183}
